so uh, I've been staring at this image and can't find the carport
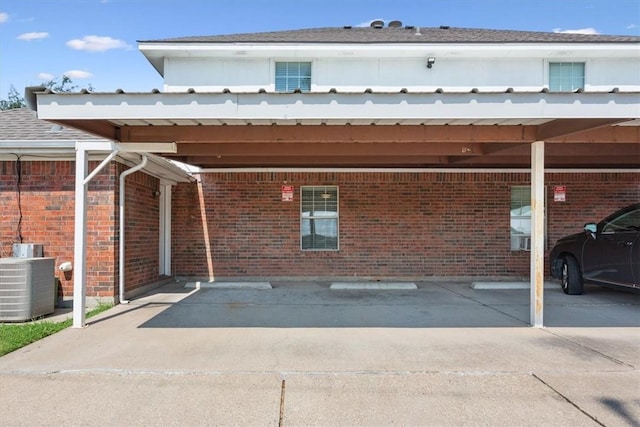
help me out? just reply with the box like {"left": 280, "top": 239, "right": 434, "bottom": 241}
{"left": 26, "top": 87, "right": 640, "bottom": 328}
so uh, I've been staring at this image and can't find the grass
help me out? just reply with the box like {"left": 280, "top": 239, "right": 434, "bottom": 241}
{"left": 0, "top": 302, "right": 113, "bottom": 357}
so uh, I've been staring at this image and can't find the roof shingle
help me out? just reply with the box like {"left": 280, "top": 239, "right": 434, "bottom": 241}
{"left": 140, "top": 26, "right": 640, "bottom": 44}
{"left": 0, "top": 108, "right": 106, "bottom": 141}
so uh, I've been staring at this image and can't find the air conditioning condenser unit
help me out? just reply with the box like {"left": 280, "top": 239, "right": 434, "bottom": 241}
{"left": 0, "top": 257, "right": 55, "bottom": 322}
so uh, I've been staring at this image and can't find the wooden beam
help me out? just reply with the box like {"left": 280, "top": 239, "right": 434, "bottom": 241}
{"left": 549, "top": 125, "right": 640, "bottom": 143}
{"left": 456, "top": 156, "right": 639, "bottom": 166}
{"left": 175, "top": 142, "right": 484, "bottom": 157}
{"left": 482, "top": 143, "right": 640, "bottom": 157}
{"left": 173, "top": 155, "right": 450, "bottom": 166}
{"left": 536, "top": 119, "right": 629, "bottom": 141}
{"left": 119, "top": 125, "right": 538, "bottom": 143}
{"left": 57, "top": 119, "right": 119, "bottom": 141}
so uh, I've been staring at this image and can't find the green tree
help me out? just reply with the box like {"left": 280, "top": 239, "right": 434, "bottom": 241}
{"left": 0, "top": 85, "right": 26, "bottom": 110}
{"left": 0, "top": 77, "right": 94, "bottom": 111}
{"left": 41, "top": 75, "right": 93, "bottom": 93}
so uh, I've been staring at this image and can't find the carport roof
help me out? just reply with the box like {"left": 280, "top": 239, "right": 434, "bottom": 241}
{"left": 26, "top": 87, "right": 640, "bottom": 169}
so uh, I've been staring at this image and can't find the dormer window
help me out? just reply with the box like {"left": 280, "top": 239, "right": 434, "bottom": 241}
{"left": 549, "top": 62, "right": 585, "bottom": 92}
{"left": 275, "top": 62, "right": 311, "bottom": 92}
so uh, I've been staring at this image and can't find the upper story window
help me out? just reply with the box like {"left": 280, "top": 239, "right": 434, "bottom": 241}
{"left": 549, "top": 62, "right": 585, "bottom": 92}
{"left": 275, "top": 62, "right": 311, "bottom": 92}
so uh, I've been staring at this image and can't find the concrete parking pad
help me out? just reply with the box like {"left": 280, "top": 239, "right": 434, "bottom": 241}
{"left": 0, "top": 372, "right": 282, "bottom": 426}
{"left": 535, "top": 371, "right": 640, "bottom": 427}
{"left": 1, "top": 280, "right": 638, "bottom": 426}
{"left": 282, "top": 373, "right": 594, "bottom": 426}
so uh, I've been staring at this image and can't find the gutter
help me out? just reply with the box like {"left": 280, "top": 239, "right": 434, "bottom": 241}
{"left": 119, "top": 155, "right": 148, "bottom": 304}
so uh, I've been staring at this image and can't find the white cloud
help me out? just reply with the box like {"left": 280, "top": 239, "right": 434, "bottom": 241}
{"left": 553, "top": 27, "right": 600, "bottom": 35}
{"left": 66, "top": 35, "right": 130, "bottom": 52}
{"left": 0, "top": 12, "right": 9, "bottom": 23}
{"left": 17, "top": 32, "right": 49, "bottom": 41}
{"left": 626, "top": 24, "right": 638, "bottom": 30}
{"left": 63, "top": 70, "right": 93, "bottom": 79}
{"left": 37, "top": 72, "right": 55, "bottom": 81}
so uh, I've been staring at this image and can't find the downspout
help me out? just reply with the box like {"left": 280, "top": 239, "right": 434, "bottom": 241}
{"left": 119, "top": 155, "right": 148, "bottom": 304}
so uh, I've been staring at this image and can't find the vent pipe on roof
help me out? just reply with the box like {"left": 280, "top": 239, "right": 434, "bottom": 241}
{"left": 388, "top": 20, "right": 402, "bottom": 28}
{"left": 370, "top": 20, "right": 384, "bottom": 29}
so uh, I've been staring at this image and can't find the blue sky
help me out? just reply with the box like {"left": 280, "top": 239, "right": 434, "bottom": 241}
{"left": 1, "top": 0, "right": 639, "bottom": 100}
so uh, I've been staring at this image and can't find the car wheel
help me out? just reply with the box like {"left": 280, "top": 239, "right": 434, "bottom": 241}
{"left": 561, "top": 256, "right": 584, "bottom": 295}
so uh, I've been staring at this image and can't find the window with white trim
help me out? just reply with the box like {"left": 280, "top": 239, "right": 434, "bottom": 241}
{"left": 510, "top": 186, "right": 546, "bottom": 251}
{"left": 301, "top": 186, "right": 338, "bottom": 250}
{"left": 275, "top": 62, "right": 311, "bottom": 92}
{"left": 549, "top": 62, "right": 585, "bottom": 92}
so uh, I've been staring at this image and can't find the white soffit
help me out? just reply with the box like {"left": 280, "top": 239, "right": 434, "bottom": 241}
{"left": 32, "top": 91, "right": 640, "bottom": 123}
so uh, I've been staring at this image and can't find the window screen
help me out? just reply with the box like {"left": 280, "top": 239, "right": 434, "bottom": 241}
{"left": 275, "top": 62, "right": 311, "bottom": 92}
{"left": 301, "top": 186, "right": 338, "bottom": 250}
{"left": 549, "top": 62, "right": 585, "bottom": 92}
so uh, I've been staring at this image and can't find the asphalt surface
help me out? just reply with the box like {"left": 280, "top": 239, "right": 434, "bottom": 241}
{"left": 1, "top": 280, "right": 638, "bottom": 426}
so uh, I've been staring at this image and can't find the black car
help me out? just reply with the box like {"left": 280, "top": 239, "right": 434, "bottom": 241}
{"left": 550, "top": 203, "right": 640, "bottom": 295}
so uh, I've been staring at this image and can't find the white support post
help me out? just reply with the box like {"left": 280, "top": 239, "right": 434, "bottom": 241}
{"left": 159, "top": 183, "right": 172, "bottom": 276}
{"left": 73, "top": 146, "right": 88, "bottom": 328}
{"left": 530, "top": 141, "right": 545, "bottom": 327}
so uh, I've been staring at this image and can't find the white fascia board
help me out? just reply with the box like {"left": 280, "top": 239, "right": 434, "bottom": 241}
{"left": 1, "top": 140, "right": 175, "bottom": 154}
{"left": 139, "top": 42, "right": 640, "bottom": 59}
{"left": 0, "top": 140, "right": 78, "bottom": 148}
{"left": 115, "top": 142, "right": 177, "bottom": 153}
{"left": 0, "top": 140, "right": 81, "bottom": 158}
{"left": 34, "top": 92, "right": 640, "bottom": 121}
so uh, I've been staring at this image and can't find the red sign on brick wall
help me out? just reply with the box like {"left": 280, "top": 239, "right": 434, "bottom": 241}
{"left": 554, "top": 185, "right": 566, "bottom": 202}
{"left": 282, "top": 185, "right": 294, "bottom": 202}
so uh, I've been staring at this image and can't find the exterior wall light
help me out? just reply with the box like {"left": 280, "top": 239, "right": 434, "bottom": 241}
{"left": 426, "top": 57, "right": 436, "bottom": 69}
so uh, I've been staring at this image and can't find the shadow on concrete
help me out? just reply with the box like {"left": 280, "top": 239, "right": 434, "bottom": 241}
{"left": 136, "top": 281, "right": 639, "bottom": 329}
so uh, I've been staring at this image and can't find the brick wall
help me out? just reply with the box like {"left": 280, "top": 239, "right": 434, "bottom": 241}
{"left": 3, "top": 163, "right": 637, "bottom": 294}
{"left": 171, "top": 171, "right": 639, "bottom": 279}
{"left": 121, "top": 166, "right": 163, "bottom": 293}
{"left": 0, "top": 160, "right": 162, "bottom": 300}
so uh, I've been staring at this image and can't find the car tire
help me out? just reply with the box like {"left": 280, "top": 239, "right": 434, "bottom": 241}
{"left": 561, "top": 256, "right": 584, "bottom": 295}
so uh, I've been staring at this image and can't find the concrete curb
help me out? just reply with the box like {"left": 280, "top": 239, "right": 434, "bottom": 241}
{"left": 471, "top": 281, "right": 559, "bottom": 290}
{"left": 330, "top": 282, "right": 418, "bottom": 290}
{"left": 185, "top": 281, "right": 273, "bottom": 290}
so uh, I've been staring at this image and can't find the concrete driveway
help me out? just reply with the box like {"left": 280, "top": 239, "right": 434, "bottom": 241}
{"left": 1, "top": 280, "right": 638, "bottom": 426}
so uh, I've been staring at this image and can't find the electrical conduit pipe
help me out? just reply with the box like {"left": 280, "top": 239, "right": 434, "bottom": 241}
{"left": 119, "top": 155, "right": 148, "bottom": 304}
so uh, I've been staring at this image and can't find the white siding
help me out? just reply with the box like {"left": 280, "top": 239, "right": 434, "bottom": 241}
{"left": 164, "top": 58, "right": 271, "bottom": 92}
{"left": 586, "top": 58, "right": 640, "bottom": 91}
{"left": 162, "top": 55, "right": 640, "bottom": 92}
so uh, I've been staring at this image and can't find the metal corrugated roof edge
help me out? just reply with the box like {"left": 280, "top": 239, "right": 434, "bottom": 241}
{"left": 29, "top": 87, "right": 640, "bottom": 95}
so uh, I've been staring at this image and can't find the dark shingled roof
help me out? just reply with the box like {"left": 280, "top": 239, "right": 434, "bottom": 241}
{"left": 0, "top": 108, "right": 105, "bottom": 141}
{"left": 140, "top": 26, "right": 640, "bottom": 44}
